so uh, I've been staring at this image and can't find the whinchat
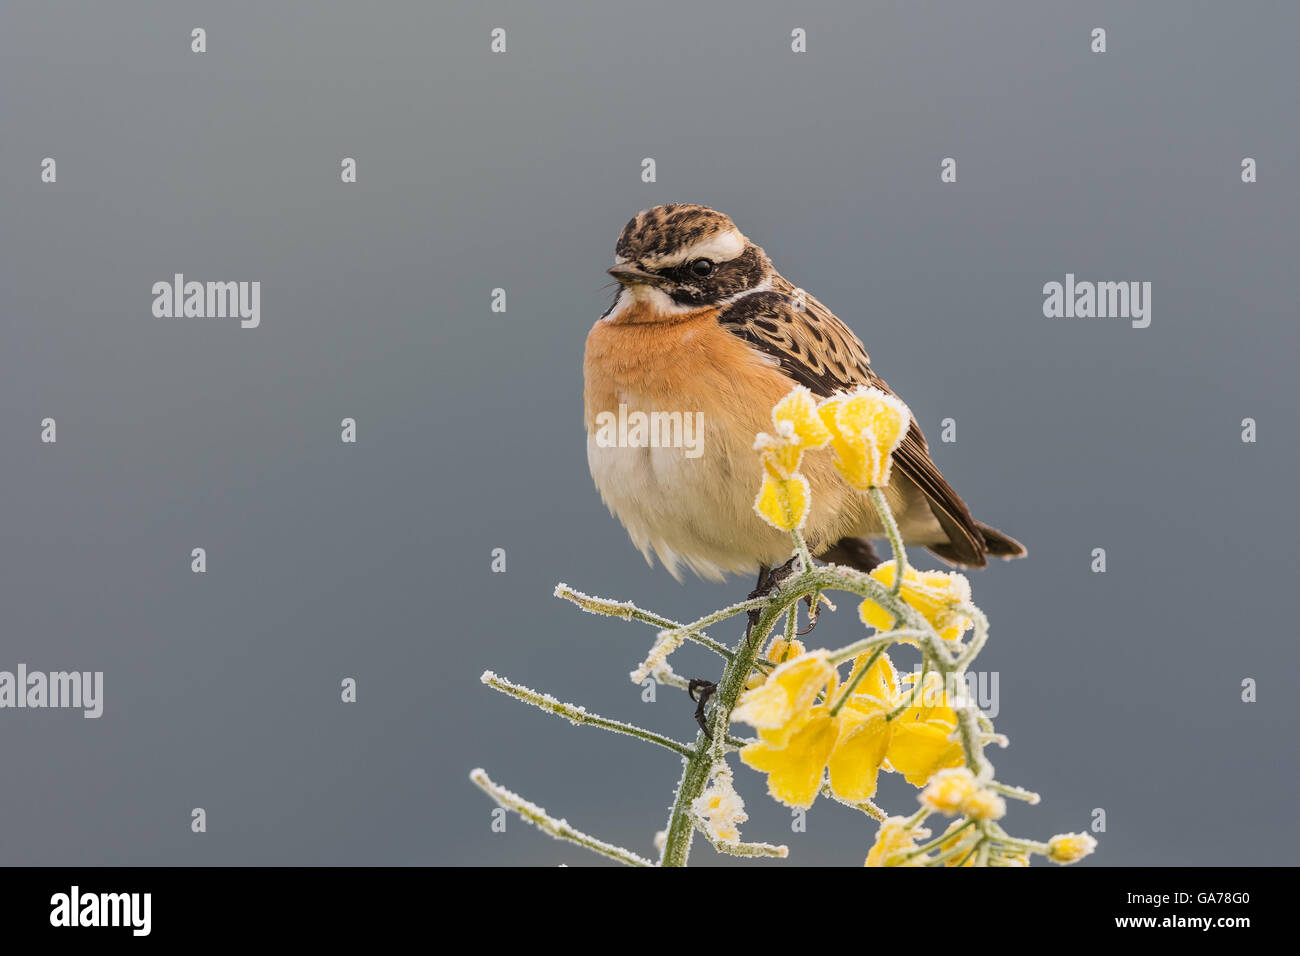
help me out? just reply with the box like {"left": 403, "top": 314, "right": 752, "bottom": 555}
{"left": 583, "top": 203, "right": 1025, "bottom": 587}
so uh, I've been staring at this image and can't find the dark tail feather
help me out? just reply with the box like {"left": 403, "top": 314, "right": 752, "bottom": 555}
{"left": 824, "top": 527, "right": 1025, "bottom": 572}
{"left": 927, "top": 523, "right": 1027, "bottom": 566}
{"left": 977, "top": 523, "right": 1027, "bottom": 559}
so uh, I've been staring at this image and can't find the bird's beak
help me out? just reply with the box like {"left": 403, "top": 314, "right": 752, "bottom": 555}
{"left": 607, "top": 263, "right": 664, "bottom": 287}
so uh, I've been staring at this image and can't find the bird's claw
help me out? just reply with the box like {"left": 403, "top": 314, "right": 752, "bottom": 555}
{"left": 688, "top": 679, "right": 718, "bottom": 738}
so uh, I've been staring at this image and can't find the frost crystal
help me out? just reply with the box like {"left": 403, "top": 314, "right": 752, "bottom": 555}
{"left": 691, "top": 766, "right": 747, "bottom": 844}
{"left": 631, "top": 629, "right": 685, "bottom": 684}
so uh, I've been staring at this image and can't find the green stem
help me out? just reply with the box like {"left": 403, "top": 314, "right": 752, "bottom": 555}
{"left": 703, "top": 837, "right": 789, "bottom": 858}
{"left": 789, "top": 527, "right": 814, "bottom": 572}
{"left": 819, "top": 783, "right": 888, "bottom": 821}
{"left": 868, "top": 486, "right": 907, "bottom": 594}
{"left": 827, "top": 630, "right": 923, "bottom": 665}
{"left": 901, "top": 818, "right": 974, "bottom": 861}
{"left": 470, "top": 769, "right": 653, "bottom": 867}
{"left": 885, "top": 656, "right": 930, "bottom": 722}
{"left": 554, "top": 584, "right": 739, "bottom": 660}
{"left": 481, "top": 671, "right": 693, "bottom": 758}
{"left": 660, "top": 600, "right": 787, "bottom": 867}
{"left": 988, "top": 781, "right": 1041, "bottom": 804}
{"left": 954, "top": 604, "right": 989, "bottom": 670}
{"left": 953, "top": 841, "right": 982, "bottom": 868}
{"left": 955, "top": 705, "right": 993, "bottom": 778}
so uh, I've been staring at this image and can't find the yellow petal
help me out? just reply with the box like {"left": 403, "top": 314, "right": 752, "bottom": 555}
{"left": 886, "top": 718, "right": 965, "bottom": 787}
{"left": 863, "top": 562, "right": 974, "bottom": 642}
{"left": 919, "top": 767, "right": 977, "bottom": 815}
{"left": 864, "top": 817, "right": 927, "bottom": 867}
{"left": 773, "top": 387, "right": 832, "bottom": 450}
{"left": 846, "top": 650, "right": 899, "bottom": 706}
{"left": 760, "top": 444, "right": 803, "bottom": 480}
{"left": 766, "top": 637, "right": 806, "bottom": 666}
{"left": 859, "top": 598, "right": 897, "bottom": 633}
{"left": 899, "top": 671, "right": 959, "bottom": 725}
{"left": 819, "top": 387, "right": 910, "bottom": 490}
{"left": 746, "top": 637, "right": 808, "bottom": 690}
{"left": 827, "top": 709, "right": 891, "bottom": 801}
{"left": 754, "top": 471, "right": 810, "bottom": 531}
{"left": 731, "top": 650, "right": 832, "bottom": 745}
{"left": 740, "top": 712, "right": 838, "bottom": 809}
{"left": 1046, "top": 832, "right": 1097, "bottom": 864}
{"left": 900, "top": 568, "right": 973, "bottom": 640}
{"left": 940, "top": 821, "right": 979, "bottom": 867}
{"left": 962, "top": 788, "right": 1007, "bottom": 821}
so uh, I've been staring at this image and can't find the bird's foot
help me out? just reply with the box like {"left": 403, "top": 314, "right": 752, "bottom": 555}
{"left": 796, "top": 594, "right": 821, "bottom": 636}
{"left": 744, "top": 555, "right": 802, "bottom": 645}
{"left": 688, "top": 679, "right": 717, "bottom": 738}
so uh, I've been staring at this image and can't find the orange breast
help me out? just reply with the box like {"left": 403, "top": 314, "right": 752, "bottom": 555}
{"left": 583, "top": 307, "right": 792, "bottom": 433}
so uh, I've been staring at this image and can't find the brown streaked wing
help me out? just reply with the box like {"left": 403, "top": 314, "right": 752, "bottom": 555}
{"left": 716, "top": 288, "right": 988, "bottom": 566}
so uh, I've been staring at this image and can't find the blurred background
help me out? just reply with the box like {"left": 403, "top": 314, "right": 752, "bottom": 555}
{"left": 0, "top": 1, "right": 1296, "bottom": 865}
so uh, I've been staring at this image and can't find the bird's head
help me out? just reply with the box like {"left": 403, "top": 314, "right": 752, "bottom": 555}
{"left": 604, "top": 204, "right": 773, "bottom": 314}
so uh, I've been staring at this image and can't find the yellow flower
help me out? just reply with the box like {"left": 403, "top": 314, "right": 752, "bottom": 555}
{"left": 920, "top": 767, "right": 978, "bottom": 815}
{"left": 832, "top": 655, "right": 965, "bottom": 798}
{"left": 920, "top": 767, "right": 1007, "bottom": 821}
{"left": 736, "top": 650, "right": 965, "bottom": 808}
{"left": 864, "top": 817, "right": 929, "bottom": 867}
{"left": 825, "top": 707, "right": 891, "bottom": 802}
{"left": 752, "top": 387, "right": 832, "bottom": 531}
{"left": 754, "top": 470, "right": 810, "bottom": 531}
{"left": 745, "top": 637, "right": 807, "bottom": 690}
{"left": 758, "top": 386, "right": 833, "bottom": 474}
{"left": 819, "top": 650, "right": 898, "bottom": 800}
{"left": 735, "top": 650, "right": 844, "bottom": 808}
{"left": 765, "top": 637, "right": 806, "bottom": 666}
{"left": 808, "top": 653, "right": 968, "bottom": 804}
{"left": 691, "top": 768, "right": 747, "bottom": 844}
{"left": 859, "top": 561, "right": 974, "bottom": 641}
{"left": 880, "top": 669, "right": 966, "bottom": 786}
{"left": 732, "top": 650, "right": 833, "bottom": 748}
{"left": 1047, "top": 832, "right": 1098, "bottom": 865}
{"left": 961, "top": 788, "right": 1007, "bottom": 821}
{"left": 817, "top": 386, "right": 910, "bottom": 490}
{"left": 739, "top": 707, "right": 838, "bottom": 808}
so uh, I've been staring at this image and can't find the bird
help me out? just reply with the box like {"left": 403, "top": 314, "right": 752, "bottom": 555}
{"left": 583, "top": 203, "right": 1025, "bottom": 594}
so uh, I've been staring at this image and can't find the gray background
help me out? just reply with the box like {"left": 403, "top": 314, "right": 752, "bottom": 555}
{"left": 1, "top": 1, "right": 1296, "bottom": 866}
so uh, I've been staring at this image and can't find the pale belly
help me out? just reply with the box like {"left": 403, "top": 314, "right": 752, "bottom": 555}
{"left": 586, "top": 430, "right": 793, "bottom": 581}
{"left": 586, "top": 423, "right": 949, "bottom": 582}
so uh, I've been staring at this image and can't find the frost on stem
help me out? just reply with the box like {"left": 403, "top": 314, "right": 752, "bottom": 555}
{"left": 469, "top": 769, "right": 654, "bottom": 868}
{"left": 630, "top": 629, "right": 685, "bottom": 684}
{"left": 480, "top": 670, "right": 692, "bottom": 757}
{"left": 554, "top": 583, "right": 636, "bottom": 620}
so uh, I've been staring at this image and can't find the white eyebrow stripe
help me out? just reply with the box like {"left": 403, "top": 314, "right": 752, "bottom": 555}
{"left": 641, "top": 228, "right": 746, "bottom": 269}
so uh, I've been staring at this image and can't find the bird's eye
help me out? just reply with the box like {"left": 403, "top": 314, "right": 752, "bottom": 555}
{"left": 690, "top": 258, "right": 714, "bottom": 277}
